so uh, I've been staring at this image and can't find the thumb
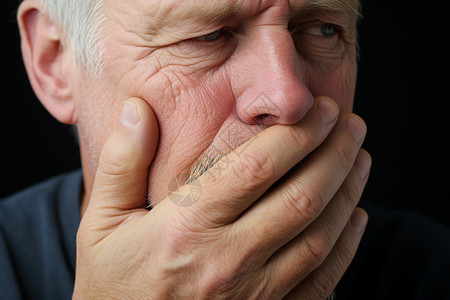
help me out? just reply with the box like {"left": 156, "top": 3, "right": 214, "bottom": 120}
{"left": 87, "top": 97, "right": 159, "bottom": 215}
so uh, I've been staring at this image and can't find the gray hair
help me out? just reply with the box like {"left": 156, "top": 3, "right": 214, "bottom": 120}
{"left": 36, "top": 0, "right": 105, "bottom": 76}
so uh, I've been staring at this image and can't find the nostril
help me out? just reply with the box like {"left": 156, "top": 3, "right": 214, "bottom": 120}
{"left": 254, "top": 113, "right": 280, "bottom": 126}
{"left": 256, "top": 114, "right": 271, "bottom": 121}
{"left": 236, "top": 87, "right": 314, "bottom": 126}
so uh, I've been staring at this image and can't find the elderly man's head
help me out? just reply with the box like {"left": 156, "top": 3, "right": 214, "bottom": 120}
{"left": 18, "top": 0, "right": 360, "bottom": 205}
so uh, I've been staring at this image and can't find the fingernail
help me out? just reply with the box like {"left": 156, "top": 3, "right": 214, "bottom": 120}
{"left": 121, "top": 101, "right": 140, "bottom": 127}
{"left": 350, "top": 209, "right": 368, "bottom": 234}
{"left": 318, "top": 99, "right": 338, "bottom": 125}
{"left": 346, "top": 117, "right": 366, "bottom": 142}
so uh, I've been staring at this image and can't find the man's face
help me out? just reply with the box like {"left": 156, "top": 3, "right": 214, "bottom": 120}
{"left": 73, "top": 0, "right": 359, "bottom": 205}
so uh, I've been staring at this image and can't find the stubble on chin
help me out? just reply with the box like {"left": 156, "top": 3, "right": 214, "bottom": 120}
{"left": 148, "top": 121, "right": 265, "bottom": 208}
{"left": 184, "top": 151, "right": 227, "bottom": 185}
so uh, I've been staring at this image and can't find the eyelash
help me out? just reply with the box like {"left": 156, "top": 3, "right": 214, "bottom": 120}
{"left": 196, "top": 28, "right": 226, "bottom": 42}
{"left": 290, "top": 23, "right": 341, "bottom": 37}
{"left": 195, "top": 23, "right": 340, "bottom": 43}
{"left": 186, "top": 22, "right": 343, "bottom": 58}
{"left": 178, "top": 28, "right": 235, "bottom": 59}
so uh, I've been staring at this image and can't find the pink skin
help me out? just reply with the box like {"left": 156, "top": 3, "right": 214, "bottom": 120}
{"left": 73, "top": 0, "right": 358, "bottom": 212}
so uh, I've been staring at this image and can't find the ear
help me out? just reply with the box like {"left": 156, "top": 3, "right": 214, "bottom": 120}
{"left": 17, "top": 0, "right": 76, "bottom": 124}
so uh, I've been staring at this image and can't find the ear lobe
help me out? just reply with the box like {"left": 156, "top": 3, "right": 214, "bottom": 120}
{"left": 18, "top": 0, "right": 76, "bottom": 124}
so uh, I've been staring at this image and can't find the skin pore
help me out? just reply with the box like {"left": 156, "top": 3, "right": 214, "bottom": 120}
{"left": 73, "top": 0, "right": 360, "bottom": 214}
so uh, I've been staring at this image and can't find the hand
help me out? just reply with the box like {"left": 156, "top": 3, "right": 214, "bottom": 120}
{"left": 73, "top": 96, "right": 370, "bottom": 299}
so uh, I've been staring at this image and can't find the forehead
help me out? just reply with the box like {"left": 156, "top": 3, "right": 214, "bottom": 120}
{"left": 109, "top": 0, "right": 359, "bottom": 26}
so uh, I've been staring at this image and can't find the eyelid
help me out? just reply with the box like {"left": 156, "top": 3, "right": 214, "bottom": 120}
{"left": 303, "top": 23, "right": 339, "bottom": 37}
{"left": 196, "top": 28, "right": 224, "bottom": 41}
{"left": 194, "top": 27, "right": 238, "bottom": 43}
{"left": 290, "top": 22, "right": 336, "bottom": 34}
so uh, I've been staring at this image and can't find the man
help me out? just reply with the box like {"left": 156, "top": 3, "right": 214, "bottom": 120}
{"left": 1, "top": 0, "right": 449, "bottom": 299}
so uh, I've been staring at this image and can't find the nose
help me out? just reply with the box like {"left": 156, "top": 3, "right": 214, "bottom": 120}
{"left": 234, "top": 28, "right": 314, "bottom": 126}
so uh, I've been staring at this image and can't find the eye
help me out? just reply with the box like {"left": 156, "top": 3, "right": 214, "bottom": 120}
{"left": 304, "top": 23, "right": 338, "bottom": 37}
{"left": 196, "top": 29, "right": 224, "bottom": 42}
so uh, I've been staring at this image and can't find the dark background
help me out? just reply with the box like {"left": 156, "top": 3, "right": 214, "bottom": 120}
{"left": 1, "top": 1, "right": 449, "bottom": 227}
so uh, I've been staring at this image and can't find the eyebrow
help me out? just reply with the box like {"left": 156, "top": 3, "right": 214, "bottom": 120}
{"left": 180, "top": 0, "right": 361, "bottom": 23}
{"left": 157, "top": 0, "right": 360, "bottom": 33}
{"left": 299, "top": 0, "right": 361, "bottom": 18}
{"left": 186, "top": 2, "right": 245, "bottom": 24}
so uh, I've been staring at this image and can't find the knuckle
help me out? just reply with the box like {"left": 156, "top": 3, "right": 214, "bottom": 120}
{"left": 331, "top": 139, "right": 355, "bottom": 171}
{"left": 97, "top": 142, "right": 137, "bottom": 177}
{"left": 98, "top": 156, "right": 132, "bottom": 177}
{"left": 196, "top": 238, "right": 266, "bottom": 298}
{"left": 341, "top": 178, "right": 362, "bottom": 205}
{"left": 302, "top": 231, "right": 330, "bottom": 267}
{"left": 287, "top": 126, "right": 316, "bottom": 153}
{"left": 311, "top": 266, "right": 337, "bottom": 299}
{"left": 161, "top": 214, "right": 204, "bottom": 252}
{"left": 199, "top": 262, "right": 251, "bottom": 298}
{"left": 232, "top": 150, "right": 275, "bottom": 187}
{"left": 280, "top": 182, "right": 324, "bottom": 223}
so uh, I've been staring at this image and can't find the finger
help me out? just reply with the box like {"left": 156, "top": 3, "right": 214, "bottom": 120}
{"left": 86, "top": 97, "right": 159, "bottom": 217}
{"left": 231, "top": 115, "right": 367, "bottom": 260}
{"left": 171, "top": 97, "right": 340, "bottom": 225}
{"left": 262, "top": 150, "right": 371, "bottom": 298}
{"left": 283, "top": 208, "right": 368, "bottom": 300}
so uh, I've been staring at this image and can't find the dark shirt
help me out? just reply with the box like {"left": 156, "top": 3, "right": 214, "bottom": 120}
{"left": 1, "top": 171, "right": 449, "bottom": 299}
{"left": 338, "top": 201, "right": 450, "bottom": 299}
{"left": 0, "top": 171, "right": 81, "bottom": 300}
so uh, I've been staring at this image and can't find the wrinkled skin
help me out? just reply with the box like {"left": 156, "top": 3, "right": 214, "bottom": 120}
{"left": 18, "top": 0, "right": 370, "bottom": 298}
{"left": 73, "top": 0, "right": 358, "bottom": 209}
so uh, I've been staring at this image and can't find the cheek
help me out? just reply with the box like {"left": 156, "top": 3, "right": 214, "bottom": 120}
{"left": 307, "top": 56, "right": 357, "bottom": 113}
{"left": 139, "top": 66, "right": 235, "bottom": 149}
{"left": 136, "top": 66, "right": 236, "bottom": 202}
